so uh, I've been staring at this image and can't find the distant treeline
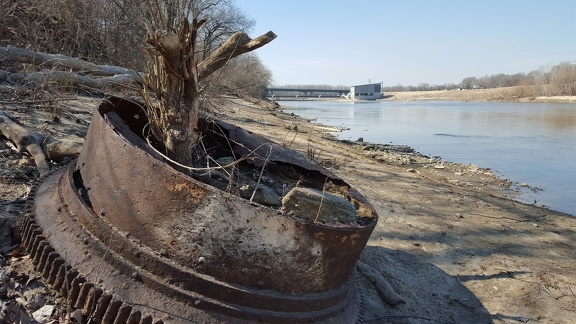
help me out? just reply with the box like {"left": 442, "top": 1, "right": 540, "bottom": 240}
{"left": 274, "top": 62, "right": 576, "bottom": 97}
{"left": 384, "top": 61, "right": 576, "bottom": 96}
{"left": 0, "top": 0, "right": 272, "bottom": 98}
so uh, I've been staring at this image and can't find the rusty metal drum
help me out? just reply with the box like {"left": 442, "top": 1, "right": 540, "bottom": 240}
{"left": 23, "top": 97, "right": 378, "bottom": 323}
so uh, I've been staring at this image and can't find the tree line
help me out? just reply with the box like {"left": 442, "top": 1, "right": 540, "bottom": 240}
{"left": 273, "top": 61, "right": 576, "bottom": 98}
{"left": 383, "top": 62, "right": 576, "bottom": 96}
{"left": 0, "top": 0, "right": 272, "bottom": 97}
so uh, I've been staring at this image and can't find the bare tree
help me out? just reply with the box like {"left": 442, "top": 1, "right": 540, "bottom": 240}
{"left": 212, "top": 53, "right": 273, "bottom": 97}
{"left": 196, "top": 1, "right": 256, "bottom": 60}
{"left": 142, "top": 1, "right": 276, "bottom": 165}
{"left": 461, "top": 77, "right": 477, "bottom": 90}
{"left": 550, "top": 62, "right": 576, "bottom": 95}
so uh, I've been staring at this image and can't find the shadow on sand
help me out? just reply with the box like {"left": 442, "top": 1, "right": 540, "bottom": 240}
{"left": 358, "top": 246, "right": 493, "bottom": 323}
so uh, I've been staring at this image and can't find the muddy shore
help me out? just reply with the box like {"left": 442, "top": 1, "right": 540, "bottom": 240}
{"left": 229, "top": 95, "right": 576, "bottom": 323}
{"left": 1, "top": 90, "right": 575, "bottom": 323}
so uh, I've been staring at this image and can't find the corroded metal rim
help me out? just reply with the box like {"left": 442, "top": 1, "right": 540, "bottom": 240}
{"left": 22, "top": 164, "right": 359, "bottom": 323}
{"left": 20, "top": 97, "right": 378, "bottom": 323}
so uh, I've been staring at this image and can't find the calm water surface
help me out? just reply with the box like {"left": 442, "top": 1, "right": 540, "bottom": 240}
{"left": 281, "top": 100, "right": 576, "bottom": 216}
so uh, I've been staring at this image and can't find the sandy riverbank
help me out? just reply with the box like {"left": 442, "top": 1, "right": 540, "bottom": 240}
{"left": 223, "top": 95, "right": 576, "bottom": 323}
{"left": 385, "top": 88, "right": 576, "bottom": 103}
{"left": 1, "top": 93, "right": 575, "bottom": 323}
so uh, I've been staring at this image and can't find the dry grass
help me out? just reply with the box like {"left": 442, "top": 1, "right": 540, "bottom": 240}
{"left": 386, "top": 86, "right": 576, "bottom": 103}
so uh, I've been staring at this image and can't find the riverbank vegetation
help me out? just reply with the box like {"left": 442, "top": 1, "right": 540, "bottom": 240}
{"left": 383, "top": 61, "right": 576, "bottom": 97}
{"left": 384, "top": 86, "right": 576, "bottom": 103}
{"left": 0, "top": 0, "right": 273, "bottom": 98}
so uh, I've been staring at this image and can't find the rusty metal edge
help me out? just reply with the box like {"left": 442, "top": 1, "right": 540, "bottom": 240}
{"left": 21, "top": 163, "right": 360, "bottom": 323}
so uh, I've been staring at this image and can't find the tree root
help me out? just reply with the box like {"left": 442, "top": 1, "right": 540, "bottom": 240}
{"left": 357, "top": 260, "right": 407, "bottom": 307}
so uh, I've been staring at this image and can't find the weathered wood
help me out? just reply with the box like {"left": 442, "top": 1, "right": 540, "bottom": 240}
{"left": 356, "top": 260, "right": 407, "bottom": 307}
{"left": 0, "top": 110, "right": 50, "bottom": 176}
{"left": 0, "top": 69, "right": 140, "bottom": 89}
{"left": 0, "top": 47, "right": 142, "bottom": 89}
{"left": 198, "top": 31, "right": 277, "bottom": 82}
{"left": 144, "top": 18, "right": 276, "bottom": 166}
{"left": 0, "top": 47, "right": 141, "bottom": 77}
{"left": 144, "top": 19, "right": 206, "bottom": 165}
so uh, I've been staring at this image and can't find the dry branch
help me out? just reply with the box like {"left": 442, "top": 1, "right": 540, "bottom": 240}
{"left": 0, "top": 69, "right": 141, "bottom": 90}
{"left": 198, "top": 31, "right": 277, "bottom": 81}
{"left": 0, "top": 47, "right": 140, "bottom": 77}
{"left": 0, "top": 47, "right": 143, "bottom": 89}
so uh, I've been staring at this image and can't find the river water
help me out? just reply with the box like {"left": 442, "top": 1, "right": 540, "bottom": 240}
{"left": 281, "top": 100, "right": 576, "bottom": 216}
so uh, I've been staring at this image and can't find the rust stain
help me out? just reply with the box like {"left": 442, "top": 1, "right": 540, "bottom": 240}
{"left": 164, "top": 180, "right": 207, "bottom": 204}
{"left": 349, "top": 233, "right": 361, "bottom": 246}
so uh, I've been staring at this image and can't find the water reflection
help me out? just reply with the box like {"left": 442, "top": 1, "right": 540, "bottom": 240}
{"left": 281, "top": 100, "right": 576, "bottom": 216}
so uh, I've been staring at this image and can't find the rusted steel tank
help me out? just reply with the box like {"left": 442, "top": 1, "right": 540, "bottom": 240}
{"left": 22, "top": 97, "right": 378, "bottom": 323}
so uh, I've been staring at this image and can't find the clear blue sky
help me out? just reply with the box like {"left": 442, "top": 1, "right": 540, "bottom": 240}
{"left": 235, "top": 0, "right": 576, "bottom": 87}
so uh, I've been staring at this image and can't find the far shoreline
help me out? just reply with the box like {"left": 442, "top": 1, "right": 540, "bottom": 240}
{"left": 267, "top": 87, "right": 576, "bottom": 104}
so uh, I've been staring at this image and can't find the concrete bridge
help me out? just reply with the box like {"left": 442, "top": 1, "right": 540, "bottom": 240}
{"left": 266, "top": 87, "right": 350, "bottom": 97}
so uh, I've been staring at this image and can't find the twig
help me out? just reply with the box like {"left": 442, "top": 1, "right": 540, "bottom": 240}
{"left": 314, "top": 177, "right": 329, "bottom": 222}
{"left": 250, "top": 145, "right": 272, "bottom": 203}
{"left": 306, "top": 117, "right": 319, "bottom": 160}
{"left": 199, "top": 140, "right": 212, "bottom": 178}
{"left": 281, "top": 128, "right": 298, "bottom": 148}
{"left": 144, "top": 135, "right": 252, "bottom": 172}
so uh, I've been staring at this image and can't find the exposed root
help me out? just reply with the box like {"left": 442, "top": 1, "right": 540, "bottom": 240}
{"left": 356, "top": 260, "right": 406, "bottom": 307}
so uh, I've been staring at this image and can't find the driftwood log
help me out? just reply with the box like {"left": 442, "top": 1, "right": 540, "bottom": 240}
{"left": 0, "top": 47, "right": 142, "bottom": 89}
{"left": 0, "top": 47, "right": 139, "bottom": 76}
{"left": 0, "top": 109, "right": 83, "bottom": 176}
{"left": 0, "top": 69, "right": 141, "bottom": 90}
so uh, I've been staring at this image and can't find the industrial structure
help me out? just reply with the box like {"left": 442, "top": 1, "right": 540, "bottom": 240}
{"left": 267, "top": 82, "right": 384, "bottom": 100}
{"left": 266, "top": 87, "right": 349, "bottom": 97}
{"left": 349, "top": 83, "right": 383, "bottom": 100}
